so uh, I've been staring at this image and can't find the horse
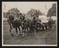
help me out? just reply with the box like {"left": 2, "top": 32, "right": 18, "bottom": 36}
{"left": 35, "top": 19, "right": 43, "bottom": 31}
{"left": 40, "top": 17, "right": 55, "bottom": 31}
{"left": 7, "top": 15, "right": 22, "bottom": 36}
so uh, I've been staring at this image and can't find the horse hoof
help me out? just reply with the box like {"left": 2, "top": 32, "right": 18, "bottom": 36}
{"left": 22, "top": 34, "right": 25, "bottom": 37}
{"left": 11, "top": 34, "right": 14, "bottom": 37}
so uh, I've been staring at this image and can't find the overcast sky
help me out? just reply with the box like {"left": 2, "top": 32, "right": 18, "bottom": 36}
{"left": 2, "top": 2, "right": 57, "bottom": 15}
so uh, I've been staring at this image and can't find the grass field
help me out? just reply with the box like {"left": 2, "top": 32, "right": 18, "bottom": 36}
{"left": 3, "top": 21, "right": 57, "bottom": 45}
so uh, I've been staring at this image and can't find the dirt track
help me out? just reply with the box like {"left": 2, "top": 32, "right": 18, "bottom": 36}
{"left": 3, "top": 21, "right": 57, "bottom": 45}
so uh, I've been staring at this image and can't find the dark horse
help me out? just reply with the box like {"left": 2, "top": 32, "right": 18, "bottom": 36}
{"left": 7, "top": 15, "right": 22, "bottom": 36}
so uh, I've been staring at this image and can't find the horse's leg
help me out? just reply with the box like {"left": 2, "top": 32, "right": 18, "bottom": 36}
{"left": 15, "top": 27, "right": 18, "bottom": 34}
{"left": 9, "top": 25, "right": 11, "bottom": 32}
{"left": 34, "top": 27, "right": 36, "bottom": 36}
{"left": 19, "top": 26, "right": 22, "bottom": 34}
{"left": 44, "top": 25, "right": 47, "bottom": 30}
{"left": 26, "top": 26, "right": 28, "bottom": 33}
{"left": 41, "top": 25, "right": 44, "bottom": 31}
{"left": 18, "top": 27, "right": 20, "bottom": 31}
{"left": 9, "top": 24, "right": 12, "bottom": 32}
{"left": 18, "top": 26, "right": 23, "bottom": 35}
{"left": 9, "top": 24, "right": 14, "bottom": 37}
{"left": 46, "top": 26, "right": 47, "bottom": 30}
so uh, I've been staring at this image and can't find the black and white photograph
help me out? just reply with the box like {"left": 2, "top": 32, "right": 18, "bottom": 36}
{"left": 2, "top": 2, "right": 57, "bottom": 46}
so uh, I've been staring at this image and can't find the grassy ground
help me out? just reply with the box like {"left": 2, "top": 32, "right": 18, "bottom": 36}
{"left": 3, "top": 21, "right": 57, "bottom": 45}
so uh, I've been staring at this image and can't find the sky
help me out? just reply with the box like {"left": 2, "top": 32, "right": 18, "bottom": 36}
{"left": 2, "top": 2, "right": 57, "bottom": 15}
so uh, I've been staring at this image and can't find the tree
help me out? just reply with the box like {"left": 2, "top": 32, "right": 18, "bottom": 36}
{"left": 27, "top": 9, "right": 43, "bottom": 17}
{"left": 47, "top": 3, "right": 56, "bottom": 17}
{"left": 6, "top": 8, "right": 21, "bottom": 18}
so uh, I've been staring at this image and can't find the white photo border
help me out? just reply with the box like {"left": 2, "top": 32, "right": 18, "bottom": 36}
{"left": 2, "top": 1, "right": 58, "bottom": 46}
